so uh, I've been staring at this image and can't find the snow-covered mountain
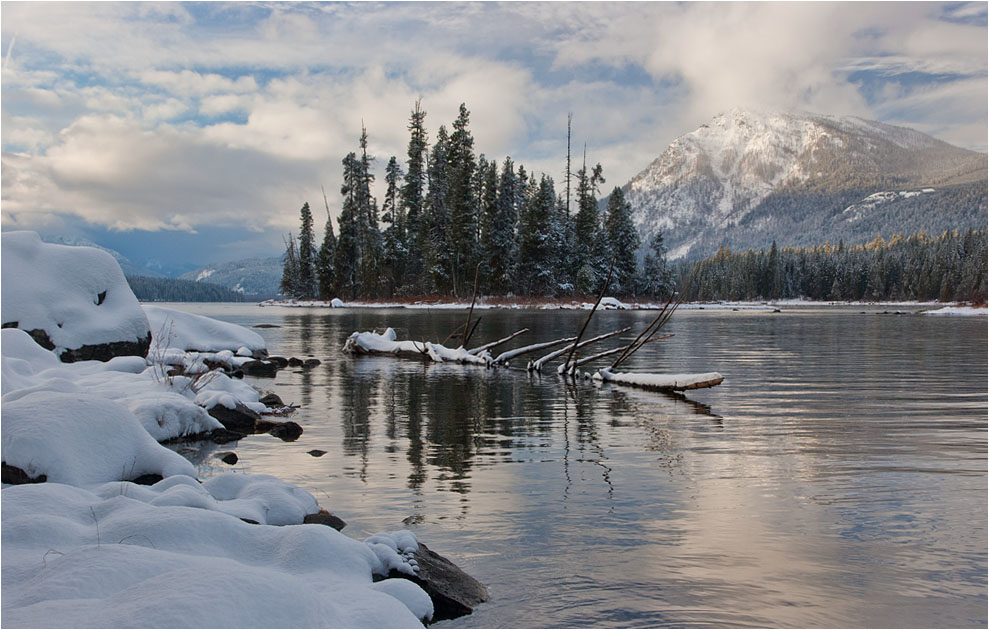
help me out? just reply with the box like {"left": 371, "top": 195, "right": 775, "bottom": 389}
{"left": 180, "top": 257, "right": 283, "bottom": 298}
{"left": 625, "top": 108, "right": 987, "bottom": 259}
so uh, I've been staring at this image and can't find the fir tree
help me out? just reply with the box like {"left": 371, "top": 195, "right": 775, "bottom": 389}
{"left": 483, "top": 156, "right": 518, "bottom": 294}
{"left": 356, "top": 125, "right": 382, "bottom": 297}
{"left": 423, "top": 124, "right": 452, "bottom": 293}
{"left": 604, "top": 186, "right": 639, "bottom": 295}
{"left": 573, "top": 158, "right": 606, "bottom": 294}
{"left": 382, "top": 155, "right": 405, "bottom": 297}
{"left": 640, "top": 231, "right": 671, "bottom": 298}
{"left": 517, "top": 175, "right": 558, "bottom": 295}
{"left": 279, "top": 233, "right": 300, "bottom": 298}
{"left": 316, "top": 201, "right": 337, "bottom": 300}
{"left": 447, "top": 103, "right": 478, "bottom": 296}
{"left": 334, "top": 152, "right": 361, "bottom": 298}
{"left": 297, "top": 202, "right": 316, "bottom": 298}
{"left": 401, "top": 100, "right": 428, "bottom": 290}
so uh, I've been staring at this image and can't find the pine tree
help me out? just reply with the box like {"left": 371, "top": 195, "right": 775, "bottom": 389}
{"left": 640, "top": 231, "right": 671, "bottom": 298}
{"left": 382, "top": 155, "right": 405, "bottom": 297}
{"left": 604, "top": 186, "right": 639, "bottom": 295}
{"left": 355, "top": 125, "right": 382, "bottom": 297}
{"left": 297, "top": 202, "right": 316, "bottom": 299}
{"left": 317, "top": 206, "right": 337, "bottom": 300}
{"left": 334, "top": 152, "right": 361, "bottom": 298}
{"left": 447, "top": 103, "right": 478, "bottom": 296}
{"left": 483, "top": 156, "right": 518, "bottom": 294}
{"left": 279, "top": 233, "right": 300, "bottom": 298}
{"left": 423, "top": 124, "right": 452, "bottom": 293}
{"left": 401, "top": 100, "right": 428, "bottom": 290}
{"left": 573, "top": 157, "right": 606, "bottom": 294}
{"left": 516, "top": 174, "right": 558, "bottom": 296}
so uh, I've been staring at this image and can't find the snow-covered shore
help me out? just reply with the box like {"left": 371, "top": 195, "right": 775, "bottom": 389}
{"left": 1, "top": 232, "right": 436, "bottom": 627}
{"left": 260, "top": 296, "right": 986, "bottom": 314}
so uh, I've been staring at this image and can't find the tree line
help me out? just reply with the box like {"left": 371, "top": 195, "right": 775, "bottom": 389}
{"left": 280, "top": 101, "right": 669, "bottom": 301}
{"left": 126, "top": 275, "right": 249, "bottom": 302}
{"left": 675, "top": 229, "right": 988, "bottom": 303}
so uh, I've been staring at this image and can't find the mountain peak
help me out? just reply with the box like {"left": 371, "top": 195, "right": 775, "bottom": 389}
{"left": 625, "top": 109, "right": 986, "bottom": 259}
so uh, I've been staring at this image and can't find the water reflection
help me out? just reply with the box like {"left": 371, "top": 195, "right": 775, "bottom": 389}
{"left": 163, "top": 304, "right": 987, "bottom": 628}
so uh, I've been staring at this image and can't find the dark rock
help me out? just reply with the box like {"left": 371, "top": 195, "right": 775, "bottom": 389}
{"left": 240, "top": 518, "right": 260, "bottom": 525}
{"left": 307, "top": 449, "right": 327, "bottom": 457}
{"left": 210, "top": 428, "right": 246, "bottom": 444}
{"left": 1, "top": 321, "right": 18, "bottom": 329}
{"left": 267, "top": 421, "right": 303, "bottom": 442}
{"left": 253, "top": 418, "right": 276, "bottom": 433}
{"left": 167, "top": 366, "right": 185, "bottom": 377}
{"left": 259, "top": 392, "right": 284, "bottom": 407}
{"left": 253, "top": 324, "right": 281, "bottom": 328}
{"left": 303, "top": 358, "right": 321, "bottom": 368}
{"left": 229, "top": 369, "right": 245, "bottom": 379}
{"left": 268, "top": 356, "right": 290, "bottom": 368}
{"left": 2, "top": 462, "right": 47, "bottom": 485}
{"left": 287, "top": 357, "right": 304, "bottom": 367}
{"left": 386, "top": 542, "right": 490, "bottom": 622}
{"left": 131, "top": 474, "right": 163, "bottom": 485}
{"left": 19, "top": 328, "right": 56, "bottom": 350}
{"left": 241, "top": 360, "right": 278, "bottom": 378}
{"left": 252, "top": 349, "right": 269, "bottom": 360}
{"left": 59, "top": 332, "right": 153, "bottom": 363}
{"left": 217, "top": 451, "right": 239, "bottom": 465}
{"left": 303, "top": 510, "right": 347, "bottom": 531}
{"left": 208, "top": 402, "right": 260, "bottom": 433}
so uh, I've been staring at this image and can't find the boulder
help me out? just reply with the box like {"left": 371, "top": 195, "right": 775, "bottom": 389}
{"left": 209, "top": 428, "right": 246, "bottom": 444}
{"left": 2, "top": 462, "right": 47, "bottom": 485}
{"left": 241, "top": 360, "right": 278, "bottom": 378}
{"left": 267, "top": 421, "right": 303, "bottom": 442}
{"left": 207, "top": 401, "right": 260, "bottom": 434}
{"left": 287, "top": 357, "right": 304, "bottom": 367}
{"left": 268, "top": 356, "right": 290, "bottom": 368}
{"left": 385, "top": 542, "right": 489, "bottom": 622}
{"left": 217, "top": 451, "right": 239, "bottom": 465}
{"left": 303, "top": 358, "right": 321, "bottom": 368}
{"left": 1, "top": 231, "right": 152, "bottom": 363}
{"left": 303, "top": 510, "right": 347, "bottom": 531}
{"left": 259, "top": 392, "right": 285, "bottom": 407}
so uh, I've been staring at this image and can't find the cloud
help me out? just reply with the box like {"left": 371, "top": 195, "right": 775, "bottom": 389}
{"left": 1, "top": 1, "right": 985, "bottom": 263}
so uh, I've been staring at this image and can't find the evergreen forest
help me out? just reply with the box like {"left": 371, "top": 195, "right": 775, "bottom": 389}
{"left": 675, "top": 230, "right": 987, "bottom": 304}
{"left": 279, "top": 102, "right": 656, "bottom": 301}
{"left": 127, "top": 275, "right": 249, "bottom": 302}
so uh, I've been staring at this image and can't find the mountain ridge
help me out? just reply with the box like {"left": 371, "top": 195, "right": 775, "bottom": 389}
{"left": 624, "top": 108, "right": 987, "bottom": 259}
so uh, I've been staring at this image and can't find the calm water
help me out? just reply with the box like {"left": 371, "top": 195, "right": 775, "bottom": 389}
{"left": 165, "top": 303, "right": 987, "bottom": 628}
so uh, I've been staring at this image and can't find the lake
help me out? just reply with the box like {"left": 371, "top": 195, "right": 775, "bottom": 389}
{"left": 164, "top": 303, "right": 987, "bottom": 628}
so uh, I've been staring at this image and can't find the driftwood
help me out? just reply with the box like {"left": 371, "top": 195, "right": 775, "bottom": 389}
{"left": 593, "top": 368, "right": 723, "bottom": 392}
{"left": 491, "top": 336, "right": 577, "bottom": 365}
{"left": 529, "top": 326, "right": 631, "bottom": 372}
{"left": 468, "top": 328, "right": 529, "bottom": 356}
{"left": 559, "top": 334, "right": 673, "bottom": 374}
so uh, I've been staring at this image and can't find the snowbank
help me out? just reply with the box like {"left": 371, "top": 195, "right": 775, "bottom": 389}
{"left": 1, "top": 231, "right": 151, "bottom": 360}
{"left": 145, "top": 305, "right": 266, "bottom": 354}
{"left": 2, "top": 482, "right": 430, "bottom": 628}
{"left": 921, "top": 306, "right": 988, "bottom": 317}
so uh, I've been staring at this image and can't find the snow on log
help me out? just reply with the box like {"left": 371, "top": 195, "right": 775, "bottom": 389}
{"left": 531, "top": 326, "right": 631, "bottom": 372}
{"left": 467, "top": 328, "right": 529, "bottom": 355}
{"left": 491, "top": 336, "right": 577, "bottom": 365}
{"left": 592, "top": 368, "right": 724, "bottom": 391}
{"left": 343, "top": 328, "right": 491, "bottom": 366}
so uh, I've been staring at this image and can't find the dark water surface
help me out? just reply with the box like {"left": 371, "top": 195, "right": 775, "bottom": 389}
{"left": 165, "top": 303, "right": 987, "bottom": 628}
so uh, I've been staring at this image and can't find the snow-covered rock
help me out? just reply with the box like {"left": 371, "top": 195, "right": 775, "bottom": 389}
{"left": 1, "top": 231, "right": 151, "bottom": 362}
{"left": 1, "top": 482, "right": 431, "bottom": 627}
{"left": 144, "top": 305, "right": 266, "bottom": 355}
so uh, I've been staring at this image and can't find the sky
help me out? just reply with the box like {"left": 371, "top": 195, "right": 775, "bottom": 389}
{"left": 2, "top": 1, "right": 986, "bottom": 272}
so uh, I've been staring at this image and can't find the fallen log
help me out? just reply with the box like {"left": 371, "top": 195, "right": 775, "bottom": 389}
{"left": 343, "top": 328, "right": 490, "bottom": 366}
{"left": 491, "top": 336, "right": 577, "bottom": 365}
{"left": 529, "top": 326, "right": 632, "bottom": 372}
{"left": 592, "top": 368, "right": 723, "bottom": 392}
{"left": 556, "top": 334, "right": 673, "bottom": 375}
{"left": 467, "top": 328, "right": 529, "bottom": 356}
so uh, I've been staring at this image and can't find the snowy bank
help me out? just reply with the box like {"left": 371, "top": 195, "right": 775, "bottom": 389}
{"left": 1, "top": 234, "right": 444, "bottom": 627}
{"left": 1, "top": 231, "right": 151, "bottom": 362}
{"left": 920, "top": 306, "right": 988, "bottom": 317}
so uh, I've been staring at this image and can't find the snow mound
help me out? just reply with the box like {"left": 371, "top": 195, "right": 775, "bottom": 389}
{"left": 1, "top": 483, "right": 430, "bottom": 627}
{"left": 1, "top": 391, "right": 197, "bottom": 484}
{"left": 145, "top": 305, "right": 266, "bottom": 354}
{"left": 1, "top": 231, "right": 151, "bottom": 358}
{"left": 922, "top": 306, "right": 988, "bottom": 317}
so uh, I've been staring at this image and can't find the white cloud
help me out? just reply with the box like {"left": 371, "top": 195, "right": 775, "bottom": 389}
{"left": 0, "top": 0, "right": 984, "bottom": 250}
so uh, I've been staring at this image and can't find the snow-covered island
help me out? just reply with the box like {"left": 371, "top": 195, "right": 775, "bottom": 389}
{"left": 1, "top": 232, "right": 485, "bottom": 627}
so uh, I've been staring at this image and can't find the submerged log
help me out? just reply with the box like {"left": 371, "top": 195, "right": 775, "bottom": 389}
{"left": 593, "top": 368, "right": 723, "bottom": 391}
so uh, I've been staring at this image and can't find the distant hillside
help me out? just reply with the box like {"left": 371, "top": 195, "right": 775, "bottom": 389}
{"left": 36, "top": 234, "right": 168, "bottom": 278}
{"left": 127, "top": 276, "right": 249, "bottom": 302}
{"left": 180, "top": 257, "right": 283, "bottom": 299}
{"left": 623, "top": 108, "right": 987, "bottom": 259}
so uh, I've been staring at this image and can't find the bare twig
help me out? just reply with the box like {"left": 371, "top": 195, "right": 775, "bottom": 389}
{"left": 530, "top": 326, "right": 632, "bottom": 372}
{"left": 563, "top": 257, "right": 616, "bottom": 373}
{"left": 462, "top": 264, "right": 481, "bottom": 347}
{"left": 492, "top": 336, "right": 578, "bottom": 365}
